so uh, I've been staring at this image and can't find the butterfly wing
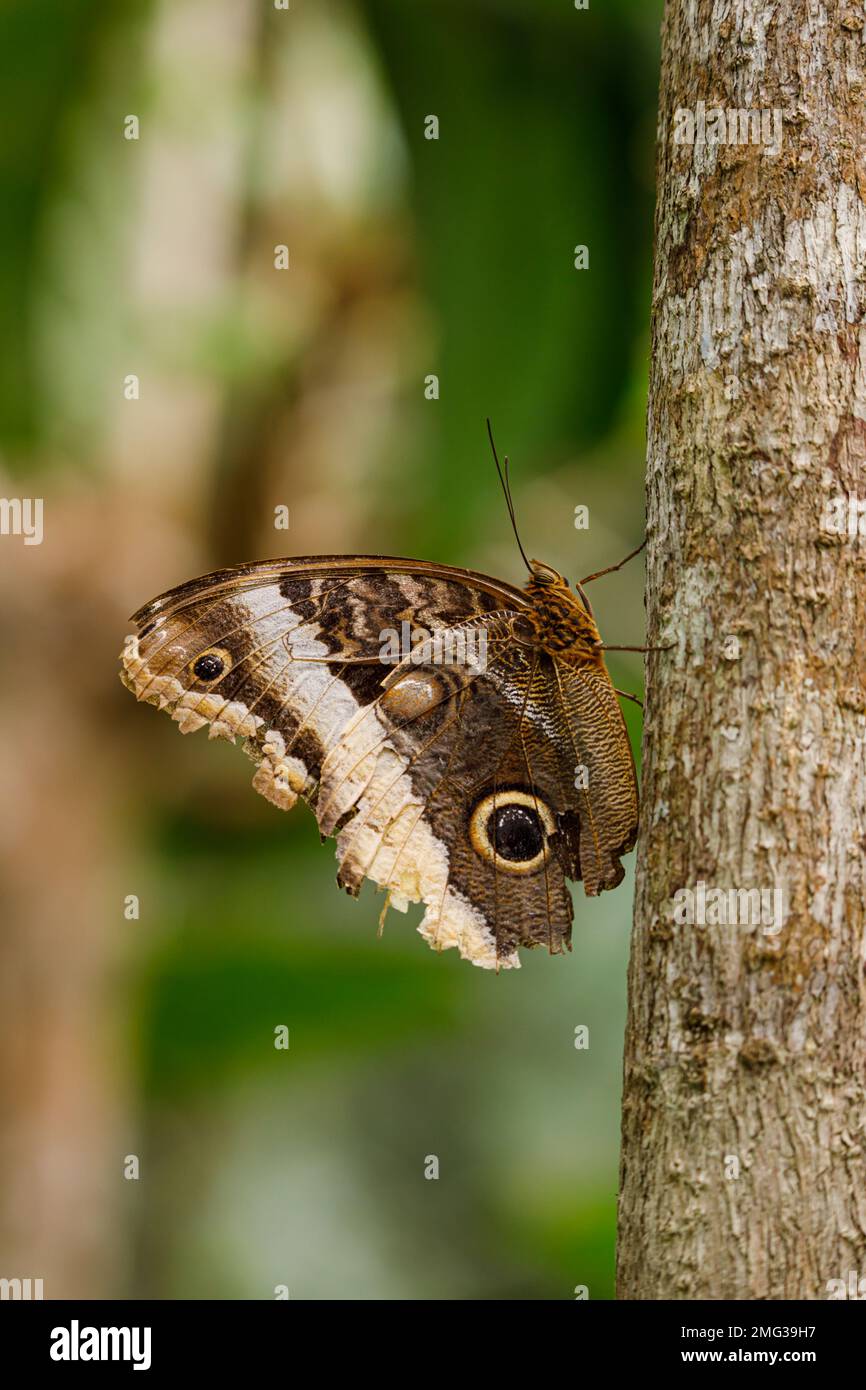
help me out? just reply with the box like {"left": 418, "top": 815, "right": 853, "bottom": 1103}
{"left": 538, "top": 654, "right": 638, "bottom": 893}
{"left": 121, "top": 556, "right": 636, "bottom": 969}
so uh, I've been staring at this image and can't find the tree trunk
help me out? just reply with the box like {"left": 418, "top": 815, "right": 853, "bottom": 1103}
{"left": 617, "top": 0, "right": 866, "bottom": 1300}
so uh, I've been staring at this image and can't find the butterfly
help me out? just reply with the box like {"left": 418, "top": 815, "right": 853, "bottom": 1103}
{"left": 120, "top": 428, "right": 646, "bottom": 971}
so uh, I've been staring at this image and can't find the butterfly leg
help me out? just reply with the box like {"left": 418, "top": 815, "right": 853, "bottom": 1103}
{"left": 614, "top": 688, "right": 644, "bottom": 708}
{"left": 594, "top": 641, "right": 674, "bottom": 654}
{"left": 579, "top": 538, "right": 646, "bottom": 585}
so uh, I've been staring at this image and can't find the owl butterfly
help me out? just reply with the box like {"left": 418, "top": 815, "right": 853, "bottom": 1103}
{"left": 120, "top": 432, "right": 645, "bottom": 971}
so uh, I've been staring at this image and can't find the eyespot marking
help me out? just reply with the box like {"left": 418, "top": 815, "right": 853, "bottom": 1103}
{"left": 380, "top": 671, "right": 444, "bottom": 721}
{"left": 191, "top": 648, "right": 232, "bottom": 683}
{"left": 469, "top": 790, "right": 555, "bottom": 875}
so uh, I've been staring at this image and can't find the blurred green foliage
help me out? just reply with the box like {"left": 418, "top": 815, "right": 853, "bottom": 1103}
{"left": 364, "top": 0, "right": 659, "bottom": 556}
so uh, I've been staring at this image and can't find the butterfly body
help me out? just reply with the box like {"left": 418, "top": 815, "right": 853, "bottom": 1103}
{"left": 521, "top": 565, "right": 603, "bottom": 662}
{"left": 121, "top": 553, "right": 638, "bottom": 970}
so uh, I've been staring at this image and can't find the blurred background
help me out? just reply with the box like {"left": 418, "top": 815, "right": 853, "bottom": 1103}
{"left": 0, "top": 0, "right": 661, "bottom": 1299}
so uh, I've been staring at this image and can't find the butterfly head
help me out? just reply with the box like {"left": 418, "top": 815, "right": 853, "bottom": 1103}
{"left": 525, "top": 558, "right": 592, "bottom": 609}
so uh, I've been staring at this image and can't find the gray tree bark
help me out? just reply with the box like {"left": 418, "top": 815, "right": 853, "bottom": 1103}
{"left": 617, "top": 0, "right": 866, "bottom": 1300}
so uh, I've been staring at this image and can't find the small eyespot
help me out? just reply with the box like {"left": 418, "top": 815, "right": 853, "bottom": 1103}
{"left": 191, "top": 648, "right": 231, "bottom": 682}
{"left": 380, "top": 671, "right": 443, "bottom": 721}
{"left": 469, "top": 790, "right": 555, "bottom": 874}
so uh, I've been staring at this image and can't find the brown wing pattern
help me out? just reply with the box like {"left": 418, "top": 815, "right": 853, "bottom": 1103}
{"left": 120, "top": 556, "right": 637, "bottom": 970}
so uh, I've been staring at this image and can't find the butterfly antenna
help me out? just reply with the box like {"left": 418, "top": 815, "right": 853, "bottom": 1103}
{"left": 486, "top": 417, "right": 532, "bottom": 575}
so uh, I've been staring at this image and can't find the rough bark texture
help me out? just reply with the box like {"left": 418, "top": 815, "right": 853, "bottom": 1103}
{"left": 617, "top": 0, "right": 866, "bottom": 1299}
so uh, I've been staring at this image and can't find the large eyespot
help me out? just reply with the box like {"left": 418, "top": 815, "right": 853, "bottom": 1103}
{"left": 191, "top": 647, "right": 232, "bottom": 683}
{"left": 469, "top": 790, "right": 556, "bottom": 875}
